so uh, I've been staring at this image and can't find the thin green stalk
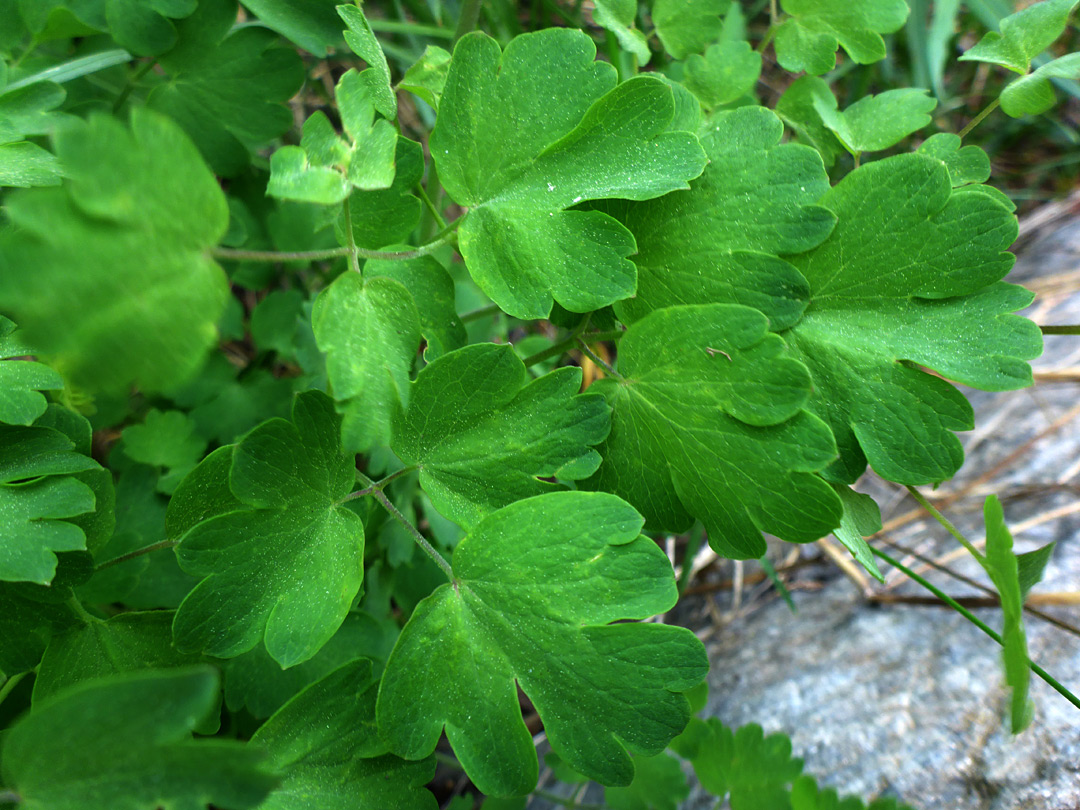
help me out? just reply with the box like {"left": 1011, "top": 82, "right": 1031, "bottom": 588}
{"left": 95, "top": 538, "right": 178, "bottom": 571}
{"left": 959, "top": 97, "right": 1000, "bottom": 139}
{"left": 8, "top": 48, "right": 131, "bottom": 91}
{"left": 460, "top": 303, "right": 502, "bottom": 323}
{"left": 342, "top": 196, "right": 363, "bottom": 276}
{"left": 906, "top": 486, "right": 984, "bottom": 561}
{"left": 68, "top": 596, "right": 103, "bottom": 625}
{"left": 372, "top": 489, "right": 454, "bottom": 581}
{"left": 416, "top": 181, "right": 447, "bottom": 230}
{"left": 769, "top": 0, "right": 778, "bottom": 25}
{"left": 871, "top": 547, "right": 1080, "bottom": 713}
{"left": 1041, "top": 324, "right": 1080, "bottom": 335}
{"left": 522, "top": 328, "right": 624, "bottom": 369}
{"left": 453, "top": 0, "right": 484, "bottom": 42}
{"left": 576, "top": 337, "right": 619, "bottom": 378}
{"left": 340, "top": 466, "right": 417, "bottom": 502}
{"left": 112, "top": 59, "right": 156, "bottom": 112}
{"left": 366, "top": 18, "right": 455, "bottom": 38}
{"left": 677, "top": 526, "right": 705, "bottom": 595}
{"left": 756, "top": 23, "right": 777, "bottom": 53}
{"left": 0, "top": 672, "right": 27, "bottom": 708}
{"left": 212, "top": 230, "right": 456, "bottom": 264}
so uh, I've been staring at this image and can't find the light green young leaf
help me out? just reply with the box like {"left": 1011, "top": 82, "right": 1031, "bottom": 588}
{"left": 0, "top": 109, "right": 230, "bottom": 396}
{"left": 268, "top": 145, "right": 350, "bottom": 205}
{"left": 775, "top": 0, "right": 909, "bottom": 75}
{"left": 365, "top": 256, "right": 466, "bottom": 359}
{"left": 433, "top": 29, "right": 707, "bottom": 319}
{"left": 959, "top": 0, "right": 1079, "bottom": 74}
{"left": 585, "top": 304, "right": 842, "bottom": 559}
{"left": 337, "top": 136, "right": 425, "bottom": 249}
{"left": 392, "top": 343, "right": 610, "bottom": 529}
{"left": 783, "top": 154, "right": 1042, "bottom": 485}
{"left": 337, "top": 70, "right": 397, "bottom": 188}
{"left": 813, "top": 88, "right": 936, "bottom": 154}
{"left": 1016, "top": 543, "right": 1055, "bottom": 599}
{"left": 673, "top": 719, "right": 803, "bottom": 808}
{"left": 312, "top": 273, "right": 421, "bottom": 453}
{"left": 831, "top": 485, "right": 884, "bottom": 583}
{"left": 400, "top": 45, "right": 451, "bottom": 110}
{"left": 653, "top": 0, "right": 730, "bottom": 59}
{"left": 149, "top": 0, "right": 305, "bottom": 176}
{"left": 604, "top": 752, "right": 690, "bottom": 810}
{"left": 253, "top": 660, "right": 438, "bottom": 810}
{"left": 0, "top": 318, "right": 64, "bottom": 424}
{"left": 682, "top": 40, "right": 761, "bottom": 109}
{"left": 980, "top": 495, "right": 1033, "bottom": 733}
{"left": 377, "top": 491, "right": 708, "bottom": 797}
{"left": 240, "top": 0, "right": 343, "bottom": 56}
{"left": 0, "top": 668, "right": 277, "bottom": 810}
{"left": 338, "top": 3, "right": 397, "bottom": 120}
{"left": 593, "top": 0, "right": 651, "bottom": 64}
{"left": 606, "top": 106, "right": 833, "bottom": 330}
{"left": 104, "top": 0, "right": 197, "bottom": 55}
{"left": 1000, "top": 52, "right": 1080, "bottom": 116}
{"left": 173, "top": 391, "right": 365, "bottom": 667}
{"left": 916, "top": 133, "right": 992, "bottom": 187}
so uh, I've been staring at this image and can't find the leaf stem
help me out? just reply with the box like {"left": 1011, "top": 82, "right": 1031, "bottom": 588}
{"left": 769, "top": 0, "right": 778, "bottom": 26}
{"left": 959, "top": 98, "right": 1000, "bottom": 139}
{"left": 371, "top": 488, "right": 454, "bottom": 582}
{"left": 0, "top": 672, "right": 27, "bottom": 708}
{"left": 756, "top": 23, "right": 777, "bottom": 54}
{"left": 416, "top": 182, "right": 447, "bottom": 230}
{"left": 211, "top": 230, "right": 456, "bottom": 264}
{"left": 95, "top": 538, "right": 178, "bottom": 571}
{"left": 576, "top": 338, "right": 619, "bottom": 378}
{"left": 460, "top": 303, "right": 502, "bottom": 323}
{"left": 871, "top": 547, "right": 1080, "bottom": 713}
{"left": 1041, "top": 324, "right": 1080, "bottom": 335}
{"left": 453, "top": 0, "right": 484, "bottom": 43}
{"left": 906, "top": 486, "right": 984, "bottom": 562}
{"left": 343, "top": 195, "right": 363, "bottom": 276}
{"left": 67, "top": 596, "right": 103, "bottom": 625}
{"left": 522, "top": 328, "right": 624, "bottom": 369}
{"left": 112, "top": 59, "right": 156, "bottom": 112}
{"left": 340, "top": 466, "right": 417, "bottom": 502}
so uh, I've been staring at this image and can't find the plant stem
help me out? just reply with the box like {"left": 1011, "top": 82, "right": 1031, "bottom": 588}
{"left": 906, "top": 486, "right": 984, "bottom": 561}
{"left": 95, "top": 538, "right": 178, "bottom": 571}
{"left": 371, "top": 489, "right": 454, "bottom": 581}
{"left": 460, "top": 303, "right": 502, "bottom": 323}
{"left": 576, "top": 338, "right": 619, "bottom": 378}
{"left": 366, "top": 19, "right": 455, "bottom": 39}
{"left": 1041, "top": 324, "right": 1080, "bottom": 335}
{"left": 343, "top": 195, "right": 363, "bottom": 276}
{"left": 68, "top": 596, "right": 103, "bottom": 625}
{"left": 756, "top": 23, "right": 777, "bottom": 53}
{"left": 453, "top": 0, "right": 484, "bottom": 43}
{"left": 871, "top": 547, "right": 1080, "bottom": 713}
{"left": 959, "top": 98, "right": 1000, "bottom": 139}
{"left": 0, "top": 672, "right": 27, "bottom": 708}
{"left": 522, "top": 329, "right": 624, "bottom": 369}
{"left": 340, "top": 466, "right": 417, "bottom": 502}
{"left": 769, "top": 0, "right": 778, "bottom": 25}
{"left": 416, "top": 182, "right": 447, "bottom": 230}
{"left": 211, "top": 231, "right": 456, "bottom": 264}
{"left": 112, "top": 59, "right": 156, "bottom": 112}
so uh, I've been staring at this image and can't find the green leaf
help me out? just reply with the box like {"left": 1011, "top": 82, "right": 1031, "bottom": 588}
{"left": 240, "top": 0, "right": 343, "bottom": 56}
{"left": 0, "top": 109, "right": 230, "bottom": 396}
{"left": 980, "top": 495, "right": 1033, "bottom": 733}
{"left": 783, "top": 153, "right": 1042, "bottom": 484}
{"left": 678, "top": 719, "right": 803, "bottom": 809}
{"left": 593, "top": 0, "right": 651, "bottom": 64}
{"left": 251, "top": 289, "right": 305, "bottom": 357}
{"left": 336, "top": 136, "right": 425, "bottom": 250}
{"left": 149, "top": 0, "right": 305, "bottom": 176}
{"left": 32, "top": 611, "right": 205, "bottom": 705}
{"left": 252, "top": 660, "right": 438, "bottom": 810}
{"left": 1000, "top": 52, "right": 1080, "bottom": 116}
{"left": 0, "top": 318, "right": 64, "bottom": 425}
{"left": 604, "top": 752, "right": 690, "bottom": 810}
{"left": 0, "top": 668, "right": 277, "bottom": 810}
{"left": 0, "top": 578, "right": 80, "bottom": 675}
{"left": 121, "top": 408, "right": 207, "bottom": 479}
{"left": 0, "top": 424, "right": 98, "bottom": 482}
{"left": 916, "top": 133, "right": 992, "bottom": 187}
{"left": 364, "top": 256, "right": 466, "bottom": 359}
{"left": 0, "top": 140, "right": 63, "bottom": 188}
{"left": 377, "top": 491, "right": 708, "bottom": 796}
{"left": 682, "top": 40, "right": 762, "bottom": 109}
{"left": 831, "top": 485, "right": 884, "bottom": 583}
{"left": 776, "top": 76, "right": 845, "bottom": 167}
{"left": 313, "top": 273, "right": 421, "bottom": 453}
{"left": 338, "top": 2, "right": 397, "bottom": 120}
{"left": 588, "top": 304, "right": 842, "bottom": 558}
{"left": 173, "top": 391, "right": 365, "bottom": 667}
{"left": 0, "top": 476, "right": 94, "bottom": 584}
{"left": 959, "top": 0, "right": 1079, "bottom": 73}
{"left": 0, "top": 80, "right": 67, "bottom": 188}
{"left": 790, "top": 774, "right": 913, "bottom": 810}
{"left": 1016, "top": 542, "right": 1055, "bottom": 600}
{"left": 653, "top": 0, "right": 730, "bottom": 59}
{"left": 104, "top": 0, "right": 197, "bottom": 55}
{"left": 606, "top": 106, "right": 833, "bottom": 331}
{"left": 775, "top": 0, "right": 909, "bottom": 75}
{"left": 812, "top": 87, "right": 936, "bottom": 154}
{"left": 400, "top": 45, "right": 452, "bottom": 111}
{"left": 433, "top": 29, "right": 707, "bottom": 319}
{"left": 392, "top": 343, "right": 610, "bottom": 529}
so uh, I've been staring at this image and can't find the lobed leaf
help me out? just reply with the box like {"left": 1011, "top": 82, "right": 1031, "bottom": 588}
{"left": 959, "top": 0, "right": 1079, "bottom": 74}
{"left": 587, "top": 303, "right": 842, "bottom": 559}
{"left": 1000, "top": 52, "right": 1080, "bottom": 117}
{"left": 775, "top": 0, "right": 908, "bottom": 75}
{"left": 0, "top": 318, "right": 64, "bottom": 425}
{"left": 173, "top": 391, "right": 365, "bottom": 667}
{"left": 916, "top": 133, "right": 991, "bottom": 187}
{"left": 377, "top": 491, "right": 708, "bottom": 796}
{"left": 652, "top": 0, "right": 730, "bottom": 59}
{"left": 392, "top": 343, "right": 610, "bottom": 528}
{"left": 682, "top": 40, "right": 762, "bottom": 110}
{"left": 604, "top": 752, "right": 690, "bottom": 810}
{"left": 338, "top": 2, "right": 397, "bottom": 120}
{"left": 433, "top": 29, "right": 707, "bottom": 319}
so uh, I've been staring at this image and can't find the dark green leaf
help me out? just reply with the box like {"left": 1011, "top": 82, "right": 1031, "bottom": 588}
{"left": 831, "top": 485, "right": 884, "bottom": 583}
{"left": 653, "top": 0, "right": 730, "bottom": 59}
{"left": 240, "top": 0, "right": 342, "bottom": 56}
{"left": 336, "top": 136, "right": 424, "bottom": 250}
{"left": 378, "top": 491, "right": 707, "bottom": 796}
{"left": 104, "top": 0, "right": 197, "bottom": 56}
{"left": 604, "top": 752, "right": 690, "bottom": 810}
{"left": 0, "top": 319, "right": 63, "bottom": 425}
{"left": 916, "top": 133, "right": 992, "bottom": 186}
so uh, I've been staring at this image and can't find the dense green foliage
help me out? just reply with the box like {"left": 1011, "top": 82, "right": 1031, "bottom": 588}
{"left": 0, "top": 0, "right": 1075, "bottom": 807}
